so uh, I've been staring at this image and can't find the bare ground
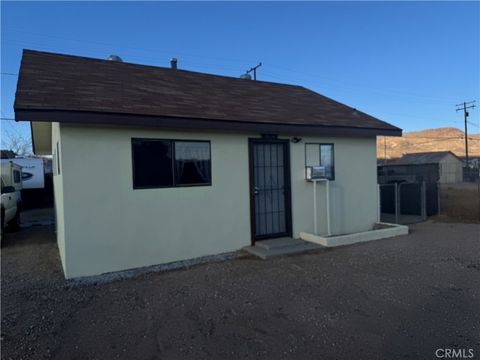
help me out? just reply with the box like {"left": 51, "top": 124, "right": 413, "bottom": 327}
{"left": 1, "top": 222, "right": 480, "bottom": 360}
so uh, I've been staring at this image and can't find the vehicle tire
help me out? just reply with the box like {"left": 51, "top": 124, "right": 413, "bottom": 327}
{"left": 9, "top": 207, "right": 21, "bottom": 232}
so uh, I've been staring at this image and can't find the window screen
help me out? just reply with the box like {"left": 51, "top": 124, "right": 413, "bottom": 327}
{"left": 305, "top": 143, "right": 335, "bottom": 180}
{"left": 132, "top": 138, "right": 211, "bottom": 189}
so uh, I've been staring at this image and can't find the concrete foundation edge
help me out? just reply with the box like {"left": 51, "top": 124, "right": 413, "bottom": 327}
{"left": 68, "top": 250, "right": 246, "bottom": 284}
{"left": 299, "top": 222, "right": 409, "bottom": 247}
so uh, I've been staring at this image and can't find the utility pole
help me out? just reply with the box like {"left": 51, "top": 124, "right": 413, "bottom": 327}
{"left": 246, "top": 62, "right": 262, "bottom": 81}
{"left": 456, "top": 100, "right": 476, "bottom": 167}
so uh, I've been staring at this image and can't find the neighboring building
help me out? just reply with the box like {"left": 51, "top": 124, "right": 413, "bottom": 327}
{"left": 14, "top": 50, "right": 401, "bottom": 278}
{"left": 378, "top": 151, "right": 464, "bottom": 184}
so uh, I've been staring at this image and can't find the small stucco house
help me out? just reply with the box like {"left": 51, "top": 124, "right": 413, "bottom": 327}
{"left": 14, "top": 50, "right": 401, "bottom": 278}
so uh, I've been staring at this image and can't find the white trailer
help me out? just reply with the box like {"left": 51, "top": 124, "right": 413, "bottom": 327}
{"left": 0, "top": 161, "right": 23, "bottom": 191}
{"left": 2, "top": 157, "right": 45, "bottom": 189}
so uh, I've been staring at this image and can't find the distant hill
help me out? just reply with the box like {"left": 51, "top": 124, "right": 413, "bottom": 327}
{"left": 377, "top": 127, "right": 480, "bottom": 160}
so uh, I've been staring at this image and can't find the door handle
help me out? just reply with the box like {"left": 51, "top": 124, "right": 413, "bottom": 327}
{"left": 254, "top": 186, "right": 259, "bottom": 195}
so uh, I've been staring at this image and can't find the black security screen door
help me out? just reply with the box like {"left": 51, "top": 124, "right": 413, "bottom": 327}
{"left": 249, "top": 139, "right": 292, "bottom": 242}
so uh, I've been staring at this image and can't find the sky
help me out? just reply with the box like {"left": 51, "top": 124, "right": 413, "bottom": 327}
{"left": 1, "top": 1, "right": 479, "bottom": 151}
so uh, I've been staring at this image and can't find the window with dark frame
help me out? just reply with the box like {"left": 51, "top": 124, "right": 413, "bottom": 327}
{"left": 305, "top": 143, "right": 335, "bottom": 180}
{"left": 132, "top": 138, "right": 211, "bottom": 189}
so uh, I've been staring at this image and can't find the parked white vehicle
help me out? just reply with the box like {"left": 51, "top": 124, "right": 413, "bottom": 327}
{"left": 1, "top": 162, "right": 23, "bottom": 239}
{"left": 1, "top": 179, "right": 21, "bottom": 237}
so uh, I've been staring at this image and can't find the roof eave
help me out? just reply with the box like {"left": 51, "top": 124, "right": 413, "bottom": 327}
{"left": 16, "top": 109, "right": 402, "bottom": 137}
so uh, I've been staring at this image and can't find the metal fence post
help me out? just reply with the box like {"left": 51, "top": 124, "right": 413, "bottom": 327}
{"left": 377, "top": 184, "right": 381, "bottom": 223}
{"left": 421, "top": 181, "right": 427, "bottom": 220}
{"left": 394, "top": 182, "right": 399, "bottom": 224}
{"left": 437, "top": 182, "right": 441, "bottom": 216}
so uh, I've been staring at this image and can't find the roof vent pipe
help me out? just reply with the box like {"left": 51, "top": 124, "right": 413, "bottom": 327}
{"left": 240, "top": 73, "right": 252, "bottom": 80}
{"left": 170, "top": 58, "right": 177, "bottom": 70}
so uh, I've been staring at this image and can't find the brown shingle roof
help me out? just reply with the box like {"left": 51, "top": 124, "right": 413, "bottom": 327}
{"left": 14, "top": 49, "right": 401, "bottom": 136}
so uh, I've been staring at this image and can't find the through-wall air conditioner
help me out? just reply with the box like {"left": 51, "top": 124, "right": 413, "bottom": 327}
{"left": 306, "top": 166, "right": 326, "bottom": 181}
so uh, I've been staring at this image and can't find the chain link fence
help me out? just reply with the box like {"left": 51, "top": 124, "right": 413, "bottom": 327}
{"left": 378, "top": 161, "right": 479, "bottom": 224}
{"left": 379, "top": 182, "right": 439, "bottom": 224}
{"left": 463, "top": 167, "right": 480, "bottom": 182}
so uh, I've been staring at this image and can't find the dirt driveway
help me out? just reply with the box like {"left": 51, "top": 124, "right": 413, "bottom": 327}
{"left": 1, "top": 222, "right": 479, "bottom": 360}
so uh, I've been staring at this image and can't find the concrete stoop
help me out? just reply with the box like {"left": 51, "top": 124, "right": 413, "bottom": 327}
{"left": 243, "top": 237, "right": 323, "bottom": 259}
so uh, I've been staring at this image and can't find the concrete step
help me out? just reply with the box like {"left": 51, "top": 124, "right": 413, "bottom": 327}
{"left": 255, "top": 237, "right": 306, "bottom": 250}
{"left": 243, "top": 240, "right": 323, "bottom": 260}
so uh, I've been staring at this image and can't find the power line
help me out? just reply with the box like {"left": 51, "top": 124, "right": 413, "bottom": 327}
{"left": 2, "top": 39, "right": 245, "bottom": 74}
{"left": 2, "top": 29, "right": 478, "bottom": 136}
{"left": 264, "top": 66, "right": 457, "bottom": 103}
{"left": 4, "top": 28, "right": 254, "bottom": 65}
{"left": 4, "top": 36, "right": 443, "bottom": 105}
{"left": 467, "top": 120, "right": 480, "bottom": 128}
{"left": 2, "top": 42, "right": 471, "bottom": 124}
{"left": 404, "top": 137, "right": 480, "bottom": 141}
{"left": 390, "top": 137, "right": 480, "bottom": 147}
{"left": 0, "top": 111, "right": 22, "bottom": 138}
{"left": 377, "top": 110, "right": 456, "bottom": 123}
{"left": 403, "top": 135, "right": 478, "bottom": 140}
{"left": 5, "top": 122, "right": 21, "bottom": 137}
{"left": 0, "top": 109, "right": 16, "bottom": 122}
{"left": 3, "top": 28, "right": 463, "bottom": 105}
{"left": 2, "top": 47, "right": 462, "bottom": 121}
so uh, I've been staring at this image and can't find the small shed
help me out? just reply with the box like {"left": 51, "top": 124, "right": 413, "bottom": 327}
{"left": 378, "top": 151, "right": 463, "bottom": 184}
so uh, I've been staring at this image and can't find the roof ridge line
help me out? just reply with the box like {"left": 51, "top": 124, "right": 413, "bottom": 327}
{"left": 22, "top": 49, "right": 304, "bottom": 89}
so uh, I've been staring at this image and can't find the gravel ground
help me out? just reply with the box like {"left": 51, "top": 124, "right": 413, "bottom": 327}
{"left": 1, "top": 221, "right": 479, "bottom": 360}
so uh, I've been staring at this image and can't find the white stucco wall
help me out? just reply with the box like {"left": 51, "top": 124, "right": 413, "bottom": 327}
{"left": 59, "top": 125, "right": 251, "bottom": 278}
{"left": 290, "top": 136, "right": 378, "bottom": 237}
{"left": 51, "top": 123, "right": 66, "bottom": 272}
{"left": 57, "top": 124, "right": 378, "bottom": 278}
